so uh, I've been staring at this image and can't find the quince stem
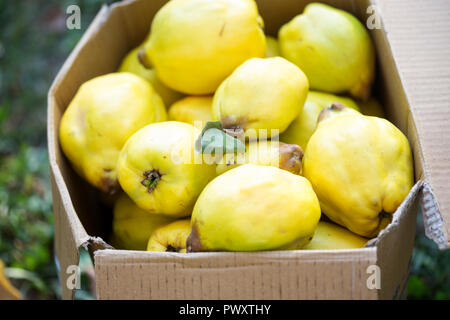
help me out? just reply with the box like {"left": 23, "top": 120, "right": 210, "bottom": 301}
{"left": 141, "top": 170, "right": 161, "bottom": 193}
{"left": 166, "top": 245, "right": 180, "bottom": 252}
{"left": 379, "top": 210, "right": 391, "bottom": 219}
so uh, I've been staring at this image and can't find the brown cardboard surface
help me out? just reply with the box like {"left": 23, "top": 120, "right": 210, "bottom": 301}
{"left": 47, "top": 5, "right": 114, "bottom": 300}
{"left": 374, "top": 182, "right": 422, "bottom": 299}
{"left": 94, "top": 249, "right": 378, "bottom": 299}
{"left": 47, "top": 0, "right": 449, "bottom": 300}
{"left": 377, "top": 0, "right": 450, "bottom": 248}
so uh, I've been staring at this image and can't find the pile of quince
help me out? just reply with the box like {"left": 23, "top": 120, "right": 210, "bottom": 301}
{"left": 59, "top": 1, "right": 413, "bottom": 253}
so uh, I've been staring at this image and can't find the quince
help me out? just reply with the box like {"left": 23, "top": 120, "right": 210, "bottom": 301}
{"left": 168, "top": 96, "right": 212, "bottom": 126}
{"left": 216, "top": 140, "right": 303, "bottom": 175}
{"left": 303, "top": 104, "right": 414, "bottom": 237}
{"left": 302, "top": 221, "right": 368, "bottom": 250}
{"left": 147, "top": 219, "right": 191, "bottom": 253}
{"left": 212, "top": 57, "right": 309, "bottom": 139}
{"left": 112, "top": 194, "right": 175, "bottom": 250}
{"left": 118, "top": 46, "right": 183, "bottom": 107}
{"left": 59, "top": 72, "right": 166, "bottom": 194}
{"left": 279, "top": 3, "right": 375, "bottom": 101}
{"left": 265, "top": 36, "right": 280, "bottom": 57}
{"left": 187, "top": 164, "right": 321, "bottom": 252}
{"left": 280, "top": 91, "right": 359, "bottom": 150}
{"left": 140, "top": 0, "right": 266, "bottom": 94}
{"left": 117, "top": 121, "right": 216, "bottom": 217}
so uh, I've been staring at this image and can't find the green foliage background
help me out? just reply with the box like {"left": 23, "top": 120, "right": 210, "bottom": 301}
{"left": 0, "top": 0, "right": 448, "bottom": 300}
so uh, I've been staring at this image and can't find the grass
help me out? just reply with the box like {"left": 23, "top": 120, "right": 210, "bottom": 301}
{"left": 0, "top": 0, "right": 114, "bottom": 299}
{"left": 0, "top": 0, "right": 448, "bottom": 300}
{"left": 408, "top": 212, "right": 450, "bottom": 299}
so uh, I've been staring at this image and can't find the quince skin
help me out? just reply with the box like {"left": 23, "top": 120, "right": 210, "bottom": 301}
{"left": 279, "top": 3, "right": 375, "bottom": 101}
{"left": 117, "top": 121, "right": 216, "bottom": 217}
{"left": 118, "top": 46, "right": 184, "bottom": 107}
{"left": 302, "top": 221, "right": 368, "bottom": 250}
{"left": 212, "top": 57, "right": 309, "bottom": 139}
{"left": 280, "top": 91, "right": 359, "bottom": 150}
{"left": 216, "top": 140, "right": 303, "bottom": 176}
{"left": 112, "top": 194, "right": 175, "bottom": 250}
{"left": 187, "top": 164, "right": 321, "bottom": 252}
{"left": 168, "top": 96, "right": 213, "bottom": 126}
{"left": 147, "top": 219, "right": 191, "bottom": 253}
{"left": 265, "top": 36, "right": 280, "bottom": 57}
{"left": 140, "top": 0, "right": 266, "bottom": 94}
{"left": 59, "top": 72, "right": 166, "bottom": 194}
{"left": 303, "top": 104, "right": 414, "bottom": 237}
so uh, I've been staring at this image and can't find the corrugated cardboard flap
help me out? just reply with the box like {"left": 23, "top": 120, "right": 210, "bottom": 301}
{"left": 378, "top": 0, "right": 450, "bottom": 249}
{"left": 369, "top": 182, "right": 421, "bottom": 299}
{"left": 420, "top": 182, "right": 447, "bottom": 249}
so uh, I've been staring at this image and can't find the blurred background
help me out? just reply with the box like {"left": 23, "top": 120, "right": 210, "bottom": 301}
{"left": 0, "top": 0, "right": 448, "bottom": 300}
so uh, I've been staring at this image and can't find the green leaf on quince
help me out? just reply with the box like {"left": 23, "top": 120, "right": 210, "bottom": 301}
{"left": 195, "top": 121, "right": 245, "bottom": 155}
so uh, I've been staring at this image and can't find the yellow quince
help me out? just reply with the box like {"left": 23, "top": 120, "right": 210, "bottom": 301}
{"left": 187, "top": 164, "right": 321, "bottom": 252}
{"left": 265, "top": 36, "right": 280, "bottom": 57}
{"left": 117, "top": 121, "right": 216, "bottom": 217}
{"left": 140, "top": 0, "right": 266, "bottom": 94}
{"left": 280, "top": 91, "right": 359, "bottom": 150}
{"left": 279, "top": 3, "right": 375, "bottom": 101}
{"left": 212, "top": 57, "right": 309, "bottom": 139}
{"left": 302, "top": 221, "right": 368, "bottom": 250}
{"left": 147, "top": 219, "right": 191, "bottom": 253}
{"left": 216, "top": 140, "right": 303, "bottom": 176}
{"left": 118, "top": 46, "right": 184, "bottom": 107}
{"left": 59, "top": 72, "right": 166, "bottom": 194}
{"left": 168, "top": 96, "right": 212, "bottom": 126}
{"left": 112, "top": 194, "right": 175, "bottom": 250}
{"left": 303, "top": 104, "right": 414, "bottom": 238}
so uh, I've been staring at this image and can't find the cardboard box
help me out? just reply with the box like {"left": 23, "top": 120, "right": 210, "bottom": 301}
{"left": 47, "top": 0, "right": 450, "bottom": 300}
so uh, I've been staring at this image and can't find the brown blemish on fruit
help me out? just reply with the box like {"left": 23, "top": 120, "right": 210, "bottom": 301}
{"left": 221, "top": 116, "right": 249, "bottom": 139}
{"left": 223, "top": 127, "right": 244, "bottom": 139}
{"left": 222, "top": 116, "right": 242, "bottom": 130}
{"left": 100, "top": 176, "right": 120, "bottom": 196}
{"left": 317, "top": 102, "right": 346, "bottom": 124}
{"left": 219, "top": 22, "right": 226, "bottom": 37}
{"left": 137, "top": 47, "right": 152, "bottom": 69}
{"left": 186, "top": 223, "right": 203, "bottom": 252}
{"left": 278, "top": 142, "right": 303, "bottom": 174}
